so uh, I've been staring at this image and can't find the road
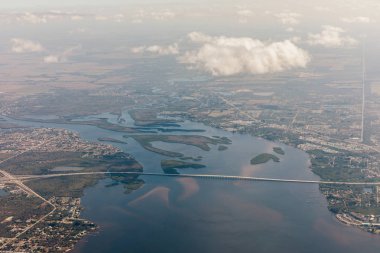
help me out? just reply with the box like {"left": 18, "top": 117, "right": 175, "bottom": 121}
{"left": 2, "top": 171, "right": 380, "bottom": 186}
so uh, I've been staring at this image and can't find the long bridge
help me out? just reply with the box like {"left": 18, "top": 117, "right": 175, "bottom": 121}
{"left": 1, "top": 171, "right": 380, "bottom": 186}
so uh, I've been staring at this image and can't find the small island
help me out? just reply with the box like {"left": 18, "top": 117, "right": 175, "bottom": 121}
{"left": 250, "top": 153, "right": 280, "bottom": 165}
{"left": 161, "top": 160, "right": 206, "bottom": 174}
{"left": 125, "top": 134, "right": 231, "bottom": 158}
{"left": 273, "top": 147, "right": 285, "bottom": 155}
{"left": 218, "top": 145, "right": 228, "bottom": 151}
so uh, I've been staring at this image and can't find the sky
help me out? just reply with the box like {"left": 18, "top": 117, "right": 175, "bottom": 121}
{"left": 1, "top": 0, "right": 379, "bottom": 78}
{"left": 0, "top": 0, "right": 211, "bottom": 10}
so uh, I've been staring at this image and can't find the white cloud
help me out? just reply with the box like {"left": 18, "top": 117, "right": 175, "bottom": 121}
{"left": 113, "top": 14, "right": 125, "bottom": 22}
{"left": 94, "top": 14, "right": 125, "bottom": 22}
{"left": 315, "top": 6, "right": 331, "bottom": 12}
{"left": 43, "top": 45, "right": 81, "bottom": 63}
{"left": 151, "top": 10, "right": 175, "bottom": 20}
{"left": 10, "top": 38, "right": 44, "bottom": 53}
{"left": 16, "top": 12, "right": 47, "bottom": 24}
{"left": 131, "top": 47, "right": 145, "bottom": 54}
{"left": 274, "top": 12, "right": 301, "bottom": 25}
{"left": 6, "top": 11, "right": 86, "bottom": 24}
{"left": 286, "top": 27, "right": 295, "bottom": 32}
{"left": 237, "top": 9, "right": 254, "bottom": 17}
{"left": 71, "top": 15, "right": 84, "bottom": 21}
{"left": 179, "top": 32, "right": 310, "bottom": 76}
{"left": 69, "top": 28, "right": 86, "bottom": 34}
{"left": 236, "top": 9, "right": 253, "bottom": 23}
{"left": 95, "top": 15, "right": 108, "bottom": 21}
{"left": 131, "top": 9, "right": 176, "bottom": 23}
{"left": 131, "top": 43, "right": 179, "bottom": 55}
{"left": 131, "top": 18, "right": 143, "bottom": 24}
{"left": 341, "top": 16, "right": 372, "bottom": 23}
{"left": 43, "top": 55, "right": 60, "bottom": 63}
{"left": 307, "top": 26, "right": 358, "bottom": 48}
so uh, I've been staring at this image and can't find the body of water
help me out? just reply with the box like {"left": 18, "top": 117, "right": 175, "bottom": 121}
{"left": 4, "top": 114, "right": 380, "bottom": 253}
{"left": 0, "top": 189, "right": 7, "bottom": 197}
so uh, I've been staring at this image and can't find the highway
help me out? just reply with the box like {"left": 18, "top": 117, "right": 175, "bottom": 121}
{"left": 2, "top": 171, "right": 380, "bottom": 186}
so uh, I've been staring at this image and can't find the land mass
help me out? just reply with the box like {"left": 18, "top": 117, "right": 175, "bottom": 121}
{"left": 0, "top": 128, "right": 144, "bottom": 252}
{"left": 273, "top": 147, "right": 285, "bottom": 155}
{"left": 250, "top": 153, "right": 280, "bottom": 165}
{"left": 129, "top": 109, "right": 180, "bottom": 127}
{"left": 98, "top": 137, "right": 127, "bottom": 144}
{"left": 218, "top": 145, "right": 228, "bottom": 151}
{"left": 161, "top": 160, "right": 206, "bottom": 174}
{"left": 126, "top": 134, "right": 231, "bottom": 157}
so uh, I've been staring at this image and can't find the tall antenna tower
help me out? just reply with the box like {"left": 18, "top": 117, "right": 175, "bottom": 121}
{"left": 360, "top": 38, "right": 366, "bottom": 143}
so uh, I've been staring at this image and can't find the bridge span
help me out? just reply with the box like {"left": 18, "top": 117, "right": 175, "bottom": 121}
{"left": 1, "top": 171, "right": 380, "bottom": 186}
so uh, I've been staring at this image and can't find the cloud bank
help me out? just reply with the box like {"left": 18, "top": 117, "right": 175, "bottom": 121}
{"left": 131, "top": 43, "right": 179, "bottom": 55}
{"left": 12, "top": 11, "right": 84, "bottom": 24}
{"left": 236, "top": 8, "right": 254, "bottom": 23}
{"left": 179, "top": 32, "right": 310, "bottom": 76}
{"left": 341, "top": 16, "right": 372, "bottom": 23}
{"left": 274, "top": 12, "right": 301, "bottom": 25}
{"left": 131, "top": 9, "right": 176, "bottom": 23}
{"left": 307, "top": 26, "right": 358, "bottom": 48}
{"left": 44, "top": 45, "right": 81, "bottom": 63}
{"left": 10, "top": 38, "right": 44, "bottom": 53}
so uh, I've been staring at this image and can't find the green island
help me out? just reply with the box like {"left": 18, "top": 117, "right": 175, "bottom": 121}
{"left": 273, "top": 147, "right": 285, "bottom": 155}
{"left": 161, "top": 160, "right": 206, "bottom": 174}
{"left": 218, "top": 145, "right": 228, "bottom": 151}
{"left": 250, "top": 153, "right": 280, "bottom": 165}
{"left": 126, "top": 134, "right": 231, "bottom": 157}
{"left": 180, "top": 156, "right": 203, "bottom": 162}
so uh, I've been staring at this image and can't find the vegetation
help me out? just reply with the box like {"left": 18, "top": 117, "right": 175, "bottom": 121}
{"left": 273, "top": 147, "right": 285, "bottom": 155}
{"left": 180, "top": 156, "right": 203, "bottom": 162}
{"left": 12, "top": 116, "right": 138, "bottom": 133}
{"left": 0, "top": 192, "right": 53, "bottom": 237}
{"left": 106, "top": 175, "right": 145, "bottom": 194}
{"left": 26, "top": 175, "right": 103, "bottom": 198}
{"left": 307, "top": 149, "right": 367, "bottom": 181}
{"left": 161, "top": 160, "right": 205, "bottom": 174}
{"left": 98, "top": 137, "right": 127, "bottom": 144}
{"left": 2, "top": 151, "right": 144, "bottom": 198}
{"left": 0, "top": 122, "right": 25, "bottom": 129}
{"left": 129, "top": 109, "right": 179, "bottom": 126}
{"left": 9, "top": 89, "right": 135, "bottom": 117}
{"left": 127, "top": 134, "right": 231, "bottom": 153}
{"left": 218, "top": 145, "right": 228, "bottom": 151}
{"left": 250, "top": 153, "right": 280, "bottom": 165}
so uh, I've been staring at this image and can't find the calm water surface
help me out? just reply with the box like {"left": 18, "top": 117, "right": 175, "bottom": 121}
{"left": 5, "top": 114, "right": 380, "bottom": 253}
{"left": 0, "top": 189, "right": 7, "bottom": 197}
